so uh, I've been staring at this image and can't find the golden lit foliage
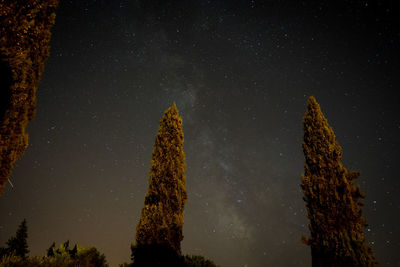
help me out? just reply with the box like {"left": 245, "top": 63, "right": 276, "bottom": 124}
{"left": 0, "top": 0, "right": 59, "bottom": 194}
{"left": 134, "top": 103, "right": 187, "bottom": 254}
{"left": 301, "top": 96, "right": 376, "bottom": 266}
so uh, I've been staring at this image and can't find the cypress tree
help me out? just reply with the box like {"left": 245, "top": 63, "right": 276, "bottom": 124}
{"left": 0, "top": 0, "right": 59, "bottom": 195}
{"left": 132, "top": 103, "right": 187, "bottom": 266}
{"left": 301, "top": 96, "right": 376, "bottom": 266}
{"left": 6, "top": 219, "right": 29, "bottom": 259}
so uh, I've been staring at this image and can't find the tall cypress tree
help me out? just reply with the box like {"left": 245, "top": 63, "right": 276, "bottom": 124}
{"left": 0, "top": 0, "right": 59, "bottom": 195}
{"left": 301, "top": 96, "right": 376, "bottom": 266}
{"left": 6, "top": 219, "right": 29, "bottom": 259}
{"left": 132, "top": 103, "right": 187, "bottom": 266}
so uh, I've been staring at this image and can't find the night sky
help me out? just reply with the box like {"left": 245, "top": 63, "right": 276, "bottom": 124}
{"left": 1, "top": 1, "right": 399, "bottom": 266}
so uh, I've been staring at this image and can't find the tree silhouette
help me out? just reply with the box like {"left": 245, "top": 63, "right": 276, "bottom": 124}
{"left": 132, "top": 103, "right": 187, "bottom": 266}
{"left": 46, "top": 242, "right": 55, "bottom": 257}
{"left": 6, "top": 219, "right": 29, "bottom": 259}
{"left": 0, "top": 246, "right": 7, "bottom": 259}
{"left": 301, "top": 96, "right": 376, "bottom": 266}
{"left": 0, "top": 0, "right": 59, "bottom": 195}
{"left": 70, "top": 244, "right": 78, "bottom": 258}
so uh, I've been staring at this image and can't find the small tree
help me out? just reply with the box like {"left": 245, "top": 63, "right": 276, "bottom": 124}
{"left": 46, "top": 242, "right": 56, "bottom": 257}
{"left": 132, "top": 103, "right": 187, "bottom": 266}
{"left": 6, "top": 219, "right": 29, "bottom": 259}
{"left": 301, "top": 96, "right": 376, "bottom": 266}
{"left": 70, "top": 244, "right": 78, "bottom": 258}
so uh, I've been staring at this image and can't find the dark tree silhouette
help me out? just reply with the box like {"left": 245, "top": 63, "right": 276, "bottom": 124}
{"left": 0, "top": 0, "right": 59, "bottom": 195}
{"left": 0, "top": 246, "right": 7, "bottom": 259}
{"left": 184, "top": 255, "right": 220, "bottom": 267}
{"left": 63, "top": 240, "right": 70, "bottom": 252}
{"left": 70, "top": 244, "right": 78, "bottom": 258}
{"left": 132, "top": 103, "right": 187, "bottom": 266}
{"left": 46, "top": 242, "right": 55, "bottom": 257}
{"left": 301, "top": 96, "right": 376, "bottom": 266}
{"left": 6, "top": 219, "right": 29, "bottom": 259}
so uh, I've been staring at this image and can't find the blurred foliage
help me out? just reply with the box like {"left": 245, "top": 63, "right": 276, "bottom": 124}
{"left": 122, "top": 248, "right": 219, "bottom": 267}
{"left": 0, "top": 241, "right": 108, "bottom": 267}
{"left": 301, "top": 96, "right": 376, "bottom": 266}
{"left": 42, "top": 241, "right": 108, "bottom": 267}
{"left": 183, "top": 255, "right": 220, "bottom": 267}
{"left": 0, "top": 0, "right": 59, "bottom": 195}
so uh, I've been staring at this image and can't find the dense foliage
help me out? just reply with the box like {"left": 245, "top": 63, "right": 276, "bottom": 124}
{"left": 0, "top": 0, "right": 59, "bottom": 195}
{"left": 301, "top": 96, "right": 376, "bottom": 266}
{"left": 132, "top": 103, "right": 187, "bottom": 266}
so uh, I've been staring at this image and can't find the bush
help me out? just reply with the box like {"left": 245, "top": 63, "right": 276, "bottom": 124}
{"left": 0, "top": 242, "right": 108, "bottom": 267}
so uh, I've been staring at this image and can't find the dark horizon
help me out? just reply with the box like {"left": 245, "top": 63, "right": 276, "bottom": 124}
{"left": 1, "top": 1, "right": 399, "bottom": 266}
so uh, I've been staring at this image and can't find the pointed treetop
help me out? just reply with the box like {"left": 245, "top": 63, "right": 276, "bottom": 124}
{"left": 165, "top": 102, "right": 178, "bottom": 115}
{"left": 307, "top": 95, "right": 317, "bottom": 105}
{"left": 304, "top": 96, "right": 337, "bottom": 144}
{"left": 302, "top": 96, "right": 342, "bottom": 177}
{"left": 306, "top": 95, "right": 320, "bottom": 111}
{"left": 159, "top": 102, "right": 183, "bottom": 136}
{"left": 305, "top": 96, "right": 324, "bottom": 119}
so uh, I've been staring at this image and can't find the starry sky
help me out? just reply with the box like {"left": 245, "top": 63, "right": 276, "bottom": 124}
{"left": 1, "top": 1, "right": 399, "bottom": 266}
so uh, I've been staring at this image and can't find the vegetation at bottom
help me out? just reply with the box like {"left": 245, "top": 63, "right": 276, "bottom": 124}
{"left": 0, "top": 219, "right": 218, "bottom": 267}
{"left": 0, "top": 219, "right": 108, "bottom": 267}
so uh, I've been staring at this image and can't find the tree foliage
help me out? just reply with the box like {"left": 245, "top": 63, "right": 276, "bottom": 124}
{"left": 301, "top": 96, "right": 376, "bottom": 266}
{"left": 0, "top": 0, "right": 59, "bottom": 195}
{"left": 183, "top": 255, "right": 220, "bottom": 267}
{"left": 1, "top": 240, "right": 108, "bottom": 267}
{"left": 46, "top": 242, "right": 56, "bottom": 257}
{"left": 132, "top": 103, "right": 187, "bottom": 266}
{"left": 44, "top": 241, "right": 108, "bottom": 267}
{"left": 5, "top": 219, "right": 29, "bottom": 259}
